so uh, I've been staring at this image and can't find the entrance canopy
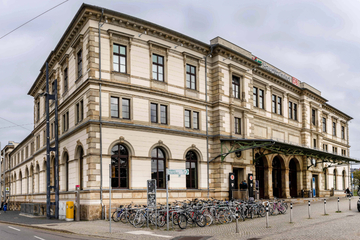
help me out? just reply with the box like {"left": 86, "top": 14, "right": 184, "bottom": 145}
{"left": 213, "top": 138, "right": 360, "bottom": 167}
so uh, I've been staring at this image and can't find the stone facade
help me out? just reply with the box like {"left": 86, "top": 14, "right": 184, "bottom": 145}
{"left": 0, "top": 4, "right": 353, "bottom": 220}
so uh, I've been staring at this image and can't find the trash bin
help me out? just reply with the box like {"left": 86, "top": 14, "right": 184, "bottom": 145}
{"left": 65, "top": 201, "right": 74, "bottom": 221}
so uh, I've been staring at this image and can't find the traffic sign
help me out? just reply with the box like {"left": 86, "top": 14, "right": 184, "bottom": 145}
{"left": 167, "top": 169, "right": 189, "bottom": 175}
{"left": 5, "top": 187, "right": 9, "bottom": 192}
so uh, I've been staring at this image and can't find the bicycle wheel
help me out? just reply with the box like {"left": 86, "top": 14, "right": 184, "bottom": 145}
{"left": 195, "top": 214, "right": 207, "bottom": 227}
{"left": 128, "top": 212, "right": 136, "bottom": 226}
{"left": 172, "top": 213, "right": 179, "bottom": 225}
{"left": 204, "top": 213, "right": 213, "bottom": 226}
{"left": 112, "top": 211, "right": 121, "bottom": 222}
{"left": 157, "top": 214, "right": 166, "bottom": 227}
{"left": 224, "top": 210, "right": 232, "bottom": 223}
{"left": 120, "top": 212, "right": 129, "bottom": 224}
{"left": 178, "top": 214, "right": 188, "bottom": 229}
{"left": 218, "top": 211, "right": 227, "bottom": 224}
{"left": 258, "top": 206, "right": 266, "bottom": 217}
{"left": 133, "top": 213, "right": 146, "bottom": 228}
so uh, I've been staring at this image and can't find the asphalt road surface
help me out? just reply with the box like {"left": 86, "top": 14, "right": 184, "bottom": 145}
{"left": 0, "top": 223, "right": 102, "bottom": 240}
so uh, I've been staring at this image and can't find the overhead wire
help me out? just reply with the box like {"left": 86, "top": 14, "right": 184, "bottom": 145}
{"left": 0, "top": 117, "right": 32, "bottom": 131}
{"left": 0, "top": 123, "right": 33, "bottom": 130}
{"left": 0, "top": 0, "right": 70, "bottom": 40}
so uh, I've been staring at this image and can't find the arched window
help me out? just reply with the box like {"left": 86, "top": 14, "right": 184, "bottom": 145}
{"left": 25, "top": 168, "right": 29, "bottom": 194}
{"left": 324, "top": 169, "right": 327, "bottom": 190}
{"left": 333, "top": 169, "right": 337, "bottom": 190}
{"left": 186, "top": 151, "right": 197, "bottom": 189}
{"left": 111, "top": 144, "right": 129, "bottom": 188}
{"left": 76, "top": 147, "right": 84, "bottom": 190}
{"left": 36, "top": 164, "right": 40, "bottom": 193}
{"left": 19, "top": 171, "right": 23, "bottom": 194}
{"left": 64, "top": 152, "right": 69, "bottom": 191}
{"left": 151, "top": 147, "right": 165, "bottom": 189}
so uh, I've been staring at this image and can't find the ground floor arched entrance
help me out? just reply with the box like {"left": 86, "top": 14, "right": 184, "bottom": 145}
{"left": 255, "top": 156, "right": 265, "bottom": 199}
{"left": 272, "top": 156, "right": 283, "bottom": 198}
{"left": 289, "top": 158, "right": 298, "bottom": 198}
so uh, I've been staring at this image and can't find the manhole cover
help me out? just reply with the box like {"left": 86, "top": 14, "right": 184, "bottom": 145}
{"left": 346, "top": 215, "right": 354, "bottom": 217}
{"left": 247, "top": 238, "right": 262, "bottom": 240}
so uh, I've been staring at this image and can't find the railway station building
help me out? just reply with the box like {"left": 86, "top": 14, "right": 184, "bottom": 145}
{"left": 0, "top": 4, "right": 356, "bottom": 220}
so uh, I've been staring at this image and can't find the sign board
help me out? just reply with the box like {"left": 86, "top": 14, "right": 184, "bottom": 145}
{"left": 229, "top": 173, "right": 235, "bottom": 200}
{"left": 147, "top": 179, "right": 156, "bottom": 208}
{"left": 5, "top": 187, "right": 9, "bottom": 192}
{"left": 167, "top": 169, "right": 189, "bottom": 175}
{"left": 248, "top": 173, "right": 254, "bottom": 198}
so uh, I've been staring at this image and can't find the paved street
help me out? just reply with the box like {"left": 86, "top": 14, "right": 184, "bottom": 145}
{"left": 1, "top": 197, "right": 360, "bottom": 239}
{"left": 0, "top": 223, "right": 102, "bottom": 240}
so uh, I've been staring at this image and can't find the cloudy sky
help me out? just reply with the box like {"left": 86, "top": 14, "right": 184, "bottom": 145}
{"left": 1, "top": 0, "right": 360, "bottom": 163}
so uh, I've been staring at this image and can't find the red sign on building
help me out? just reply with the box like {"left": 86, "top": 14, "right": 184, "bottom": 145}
{"left": 292, "top": 77, "right": 300, "bottom": 86}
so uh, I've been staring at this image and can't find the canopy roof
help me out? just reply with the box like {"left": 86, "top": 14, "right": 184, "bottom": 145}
{"left": 212, "top": 139, "right": 360, "bottom": 167}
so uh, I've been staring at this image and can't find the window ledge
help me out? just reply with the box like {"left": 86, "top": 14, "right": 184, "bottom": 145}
{"left": 75, "top": 75, "right": 83, "bottom": 83}
{"left": 111, "top": 71, "right": 130, "bottom": 83}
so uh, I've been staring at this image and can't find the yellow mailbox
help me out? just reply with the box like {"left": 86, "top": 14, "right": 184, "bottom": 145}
{"left": 65, "top": 201, "right": 74, "bottom": 221}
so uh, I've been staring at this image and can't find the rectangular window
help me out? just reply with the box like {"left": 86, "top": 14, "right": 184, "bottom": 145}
{"left": 43, "top": 130, "right": 46, "bottom": 146}
{"left": 62, "top": 111, "right": 69, "bottom": 132}
{"left": 289, "top": 102, "right": 293, "bottom": 119}
{"left": 160, "top": 105, "right": 167, "bottom": 124}
{"left": 193, "top": 111, "right": 199, "bottom": 129}
{"left": 341, "top": 126, "right": 345, "bottom": 139}
{"left": 232, "top": 76, "right": 240, "bottom": 99}
{"left": 185, "top": 110, "right": 191, "bottom": 128}
{"left": 25, "top": 146, "right": 29, "bottom": 159}
{"left": 293, "top": 103, "right": 298, "bottom": 121}
{"left": 122, "top": 98, "right": 130, "bottom": 119}
{"left": 62, "top": 114, "right": 66, "bottom": 132}
{"left": 186, "top": 64, "right": 196, "bottom": 90}
{"left": 272, "top": 95, "right": 276, "bottom": 113}
{"left": 151, "top": 103, "right": 158, "bottom": 123}
{"left": 152, "top": 54, "right": 164, "bottom": 81}
{"left": 30, "top": 142, "right": 34, "bottom": 155}
{"left": 277, "top": 97, "right": 282, "bottom": 115}
{"left": 113, "top": 44, "right": 126, "bottom": 73}
{"left": 253, "top": 87, "right": 258, "bottom": 107}
{"left": 259, "top": 89, "right": 264, "bottom": 109}
{"left": 64, "top": 68, "right": 68, "bottom": 92}
{"left": 111, "top": 97, "right": 119, "bottom": 118}
{"left": 36, "top": 135, "right": 40, "bottom": 150}
{"left": 312, "top": 109, "right": 316, "bottom": 125}
{"left": 333, "top": 122, "right": 336, "bottom": 136}
{"left": 235, "top": 117, "right": 241, "bottom": 134}
{"left": 313, "top": 139, "right": 316, "bottom": 149}
{"left": 77, "top": 50, "right": 82, "bottom": 78}
{"left": 322, "top": 118, "right": 327, "bottom": 132}
{"left": 323, "top": 144, "right": 328, "bottom": 152}
{"left": 50, "top": 123, "right": 54, "bottom": 140}
{"left": 37, "top": 101, "right": 40, "bottom": 121}
{"left": 76, "top": 100, "right": 84, "bottom": 124}
{"left": 51, "top": 81, "right": 55, "bottom": 94}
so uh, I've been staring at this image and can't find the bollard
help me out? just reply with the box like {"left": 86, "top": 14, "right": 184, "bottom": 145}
{"left": 290, "top": 203, "right": 293, "bottom": 223}
{"left": 236, "top": 218, "right": 239, "bottom": 233}
{"left": 324, "top": 199, "right": 327, "bottom": 215}
{"left": 349, "top": 197, "right": 351, "bottom": 210}
{"left": 308, "top": 200, "right": 311, "bottom": 219}
{"left": 265, "top": 206, "right": 269, "bottom": 228}
{"left": 337, "top": 197, "right": 340, "bottom": 212}
{"left": 172, "top": 211, "right": 174, "bottom": 230}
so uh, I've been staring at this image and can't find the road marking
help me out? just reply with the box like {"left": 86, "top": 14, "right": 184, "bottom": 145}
{"left": 8, "top": 226, "right": 20, "bottom": 231}
{"left": 126, "top": 230, "right": 172, "bottom": 238}
{"left": 34, "top": 236, "right": 46, "bottom": 240}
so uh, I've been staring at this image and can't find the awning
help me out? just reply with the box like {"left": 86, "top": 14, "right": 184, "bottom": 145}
{"left": 211, "top": 138, "right": 360, "bottom": 168}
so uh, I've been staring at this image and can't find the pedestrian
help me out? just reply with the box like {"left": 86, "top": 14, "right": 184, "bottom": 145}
{"left": 243, "top": 180, "right": 248, "bottom": 189}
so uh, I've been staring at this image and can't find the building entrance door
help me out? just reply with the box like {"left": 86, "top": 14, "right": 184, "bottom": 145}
{"left": 272, "top": 156, "right": 282, "bottom": 198}
{"left": 312, "top": 175, "right": 319, "bottom": 197}
{"left": 289, "top": 159, "right": 298, "bottom": 198}
{"left": 255, "top": 158, "right": 265, "bottom": 199}
{"left": 233, "top": 168, "right": 244, "bottom": 190}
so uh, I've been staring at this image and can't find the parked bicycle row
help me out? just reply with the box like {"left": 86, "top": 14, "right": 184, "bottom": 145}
{"left": 111, "top": 198, "right": 288, "bottom": 229}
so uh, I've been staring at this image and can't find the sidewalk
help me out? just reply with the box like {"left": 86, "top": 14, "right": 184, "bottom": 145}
{"left": 0, "top": 196, "right": 359, "bottom": 240}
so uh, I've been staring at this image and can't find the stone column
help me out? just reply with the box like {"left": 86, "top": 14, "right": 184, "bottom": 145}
{"left": 267, "top": 166, "right": 273, "bottom": 199}
{"left": 284, "top": 167, "right": 290, "bottom": 198}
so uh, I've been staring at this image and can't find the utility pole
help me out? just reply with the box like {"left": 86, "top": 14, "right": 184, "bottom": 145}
{"left": 0, "top": 142, "right": 2, "bottom": 204}
{"left": 45, "top": 62, "right": 59, "bottom": 219}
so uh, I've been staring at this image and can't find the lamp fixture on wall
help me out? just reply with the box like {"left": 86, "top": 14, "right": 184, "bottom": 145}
{"left": 174, "top": 43, "right": 183, "bottom": 48}
{"left": 139, "top": 31, "right": 147, "bottom": 37}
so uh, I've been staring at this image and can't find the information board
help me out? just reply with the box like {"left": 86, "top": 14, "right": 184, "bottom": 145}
{"left": 147, "top": 179, "right": 156, "bottom": 208}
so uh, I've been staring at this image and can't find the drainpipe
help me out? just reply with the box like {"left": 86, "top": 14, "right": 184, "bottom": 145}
{"left": 204, "top": 46, "right": 214, "bottom": 199}
{"left": 98, "top": 9, "right": 104, "bottom": 219}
